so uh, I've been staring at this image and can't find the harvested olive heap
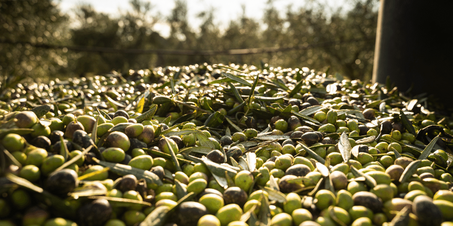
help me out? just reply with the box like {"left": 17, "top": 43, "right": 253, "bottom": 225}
{"left": 1, "top": 64, "right": 453, "bottom": 226}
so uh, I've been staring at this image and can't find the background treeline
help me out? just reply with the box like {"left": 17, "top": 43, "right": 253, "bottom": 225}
{"left": 0, "top": 0, "right": 378, "bottom": 82}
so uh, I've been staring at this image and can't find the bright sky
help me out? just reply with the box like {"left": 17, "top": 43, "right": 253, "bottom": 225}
{"left": 58, "top": 0, "right": 345, "bottom": 37}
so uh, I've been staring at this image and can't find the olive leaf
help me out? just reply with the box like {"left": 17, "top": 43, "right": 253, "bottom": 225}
{"left": 135, "top": 104, "right": 158, "bottom": 122}
{"left": 0, "top": 128, "right": 33, "bottom": 139}
{"left": 87, "top": 196, "right": 152, "bottom": 207}
{"left": 399, "top": 160, "right": 421, "bottom": 183}
{"left": 328, "top": 206, "right": 348, "bottom": 226}
{"left": 55, "top": 145, "right": 94, "bottom": 172}
{"left": 419, "top": 134, "right": 440, "bottom": 160}
{"left": 292, "top": 110, "right": 322, "bottom": 126}
{"left": 225, "top": 117, "right": 242, "bottom": 132}
{"left": 355, "top": 136, "right": 376, "bottom": 144}
{"left": 400, "top": 110, "right": 416, "bottom": 135}
{"left": 389, "top": 205, "right": 411, "bottom": 226}
{"left": 258, "top": 193, "right": 271, "bottom": 225}
{"left": 135, "top": 90, "right": 149, "bottom": 113}
{"left": 351, "top": 145, "right": 360, "bottom": 158}
{"left": 174, "top": 180, "right": 188, "bottom": 200}
{"left": 141, "top": 192, "right": 196, "bottom": 226}
{"left": 228, "top": 81, "right": 244, "bottom": 102}
{"left": 162, "top": 137, "right": 182, "bottom": 171}
{"left": 390, "top": 146, "right": 402, "bottom": 159}
{"left": 70, "top": 186, "right": 107, "bottom": 197}
{"left": 298, "top": 105, "right": 324, "bottom": 116}
{"left": 262, "top": 187, "right": 286, "bottom": 203}
{"left": 246, "top": 152, "right": 257, "bottom": 172}
{"left": 78, "top": 166, "right": 110, "bottom": 181}
{"left": 298, "top": 142, "right": 325, "bottom": 164}
{"left": 104, "top": 94, "right": 124, "bottom": 110}
{"left": 238, "top": 157, "right": 249, "bottom": 171}
{"left": 202, "top": 156, "right": 237, "bottom": 182}
{"left": 254, "top": 134, "right": 290, "bottom": 141}
{"left": 222, "top": 72, "right": 251, "bottom": 86}
{"left": 338, "top": 132, "right": 352, "bottom": 163}
{"left": 268, "top": 175, "right": 280, "bottom": 191}
{"left": 32, "top": 104, "right": 51, "bottom": 118}
{"left": 59, "top": 135, "right": 69, "bottom": 161}
{"left": 2, "top": 147, "right": 22, "bottom": 168}
{"left": 350, "top": 166, "right": 376, "bottom": 188}
{"left": 93, "top": 158, "right": 163, "bottom": 186}
{"left": 179, "top": 146, "right": 213, "bottom": 155}
{"left": 316, "top": 162, "right": 330, "bottom": 177}
{"left": 145, "top": 148, "right": 192, "bottom": 165}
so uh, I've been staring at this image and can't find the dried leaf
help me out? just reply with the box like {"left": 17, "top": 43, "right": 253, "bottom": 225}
{"left": 246, "top": 152, "right": 257, "bottom": 172}
{"left": 255, "top": 135, "right": 290, "bottom": 141}
{"left": 262, "top": 187, "right": 286, "bottom": 203}
{"left": 316, "top": 162, "right": 330, "bottom": 177}
{"left": 351, "top": 146, "right": 360, "bottom": 158}
{"left": 268, "top": 175, "right": 280, "bottom": 191}
{"left": 355, "top": 136, "right": 376, "bottom": 144}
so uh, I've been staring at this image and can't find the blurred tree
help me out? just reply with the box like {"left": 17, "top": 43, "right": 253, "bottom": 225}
{"left": 0, "top": 0, "right": 378, "bottom": 81}
{"left": 0, "top": 0, "right": 69, "bottom": 84}
{"left": 70, "top": 0, "right": 163, "bottom": 76}
{"left": 163, "top": 0, "right": 197, "bottom": 66}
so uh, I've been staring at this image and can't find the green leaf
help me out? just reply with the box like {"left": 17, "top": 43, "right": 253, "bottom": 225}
{"left": 135, "top": 90, "right": 149, "bottom": 113}
{"left": 292, "top": 110, "right": 322, "bottom": 126}
{"left": 179, "top": 146, "right": 213, "bottom": 155}
{"left": 399, "top": 160, "right": 421, "bottom": 183}
{"left": 59, "top": 135, "right": 69, "bottom": 161}
{"left": 202, "top": 156, "right": 238, "bottom": 181}
{"left": 253, "top": 96, "right": 285, "bottom": 101}
{"left": 174, "top": 180, "right": 188, "bottom": 200}
{"left": 6, "top": 173, "right": 43, "bottom": 193}
{"left": 400, "top": 110, "right": 416, "bottom": 135}
{"left": 104, "top": 94, "right": 124, "bottom": 111}
{"left": 222, "top": 72, "right": 251, "bottom": 86}
{"left": 258, "top": 194, "right": 271, "bottom": 225}
{"left": 298, "top": 105, "right": 324, "bottom": 116}
{"left": 195, "top": 131, "right": 216, "bottom": 149}
{"left": 298, "top": 143, "right": 325, "bottom": 164}
{"left": 225, "top": 117, "right": 242, "bottom": 132}
{"left": 86, "top": 196, "right": 152, "bottom": 207}
{"left": 94, "top": 158, "right": 163, "bottom": 186}
{"left": 136, "top": 103, "right": 157, "bottom": 123}
{"left": 163, "top": 137, "right": 182, "bottom": 172}
{"left": 289, "top": 79, "right": 305, "bottom": 97}
{"left": 247, "top": 74, "right": 260, "bottom": 109}
{"left": 350, "top": 166, "right": 376, "bottom": 188}
{"left": 228, "top": 82, "right": 244, "bottom": 102}
{"left": 419, "top": 134, "right": 440, "bottom": 160}
{"left": 55, "top": 145, "right": 95, "bottom": 172}
{"left": 32, "top": 105, "right": 51, "bottom": 118}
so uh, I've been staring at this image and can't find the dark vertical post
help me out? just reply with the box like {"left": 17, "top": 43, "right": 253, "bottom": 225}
{"left": 372, "top": 0, "right": 453, "bottom": 107}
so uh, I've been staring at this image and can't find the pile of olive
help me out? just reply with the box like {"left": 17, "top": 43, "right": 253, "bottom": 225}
{"left": 1, "top": 63, "right": 453, "bottom": 226}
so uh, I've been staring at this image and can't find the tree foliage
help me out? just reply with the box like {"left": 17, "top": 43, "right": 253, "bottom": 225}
{"left": 0, "top": 0, "right": 378, "bottom": 82}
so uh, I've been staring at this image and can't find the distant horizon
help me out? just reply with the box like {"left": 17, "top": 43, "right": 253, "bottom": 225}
{"left": 58, "top": 0, "right": 347, "bottom": 37}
